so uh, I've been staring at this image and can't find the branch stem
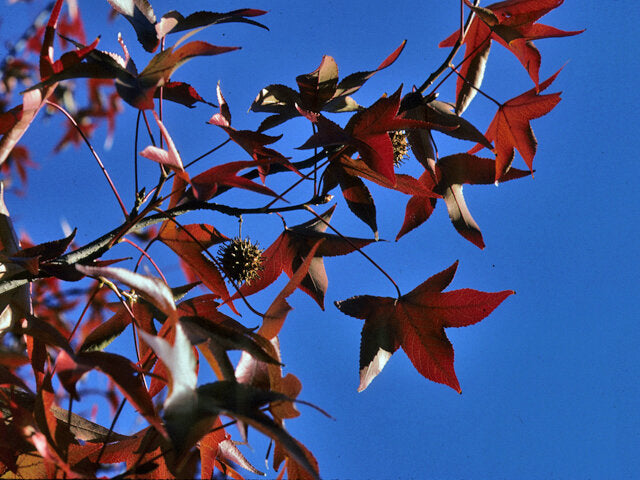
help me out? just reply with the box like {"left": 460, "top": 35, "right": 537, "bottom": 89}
{"left": 303, "top": 205, "right": 402, "bottom": 298}
{"left": 417, "top": 0, "right": 480, "bottom": 94}
{"left": 46, "top": 101, "right": 128, "bottom": 218}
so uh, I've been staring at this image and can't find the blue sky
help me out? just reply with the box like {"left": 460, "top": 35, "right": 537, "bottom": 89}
{"left": 1, "top": 0, "right": 638, "bottom": 478}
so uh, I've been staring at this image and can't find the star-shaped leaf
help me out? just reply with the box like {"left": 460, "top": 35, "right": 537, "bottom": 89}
{"left": 26, "top": 36, "right": 238, "bottom": 110}
{"left": 335, "top": 261, "right": 514, "bottom": 392}
{"left": 206, "top": 84, "right": 298, "bottom": 184}
{"left": 470, "top": 68, "right": 562, "bottom": 180}
{"left": 439, "top": 0, "right": 582, "bottom": 113}
{"left": 396, "top": 154, "right": 531, "bottom": 248}
{"left": 300, "top": 87, "right": 446, "bottom": 185}
{"left": 321, "top": 152, "right": 440, "bottom": 238}
{"left": 250, "top": 41, "right": 406, "bottom": 131}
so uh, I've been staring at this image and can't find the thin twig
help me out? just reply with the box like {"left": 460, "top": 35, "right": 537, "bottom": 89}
{"left": 95, "top": 398, "right": 127, "bottom": 466}
{"left": 449, "top": 63, "right": 502, "bottom": 106}
{"left": 66, "top": 281, "right": 100, "bottom": 343}
{"left": 417, "top": 0, "right": 480, "bottom": 94}
{"left": 303, "top": 205, "right": 402, "bottom": 298}
{"left": 141, "top": 110, "right": 157, "bottom": 146}
{"left": 134, "top": 110, "right": 142, "bottom": 195}
{"left": 46, "top": 101, "right": 128, "bottom": 218}
{"left": 120, "top": 237, "right": 168, "bottom": 284}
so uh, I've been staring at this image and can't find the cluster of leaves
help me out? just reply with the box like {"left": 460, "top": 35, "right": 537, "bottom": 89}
{"left": 0, "top": 0, "right": 581, "bottom": 478}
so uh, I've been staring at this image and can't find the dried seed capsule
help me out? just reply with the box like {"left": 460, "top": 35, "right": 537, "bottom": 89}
{"left": 390, "top": 130, "right": 409, "bottom": 167}
{"left": 216, "top": 237, "right": 264, "bottom": 285}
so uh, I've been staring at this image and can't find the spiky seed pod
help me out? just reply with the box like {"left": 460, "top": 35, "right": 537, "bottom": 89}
{"left": 217, "top": 237, "right": 264, "bottom": 285}
{"left": 390, "top": 130, "right": 409, "bottom": 166}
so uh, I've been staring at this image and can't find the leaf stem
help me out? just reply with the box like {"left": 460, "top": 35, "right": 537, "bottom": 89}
{"left": 134, "top": 110, "right": 142, "bottom": 196}
{"left": 46, "top": 101, "right": 128, "bottom": 219}
{"left": 66, "top": 281, "right": 100, "bottom": 343}
{"left": 303, "top": 205, "right": 402, "bottom": 298}
{"left": 120, "top": 237, "right": 168, "bottom": 284}
{"left": 449, "top": 63, "right": 502, "bottom": 106}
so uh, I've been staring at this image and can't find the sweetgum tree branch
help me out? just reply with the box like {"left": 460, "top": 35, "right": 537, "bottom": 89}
{"left": 416, "top": 0, "right": 479, "bottom": 94}
{"left": 0, "top": 191, "right": 330, "bottom": 295}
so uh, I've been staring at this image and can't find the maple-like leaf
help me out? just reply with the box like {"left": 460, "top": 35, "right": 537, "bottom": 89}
{"left": 206, "top": 84, "right": 298, "bottom": 185}
{"left": 190, "top": 159, "right": 282, "bottom": 201}
{"left": 229, "top": 205, "right": 375, "bottom": 309}
{"left": 396, "top": 154, "right": 531, "bottom": 248}
{"left": 439, "top": 0, "right": 582, "bottom": 113}
{"left": 300, "top": 87, "right": 446, "bottom": 185}
{"left": 335, "top": 261, "right": 514, "bottom": 392}
{"left": 470, "top": 68, "right": 562, "bottom": 180}
{"left": 251, "top": 41, "right": 406, "bottom": 131}
{"left": 321, "top": 152, "right": 440, "bottom": 238}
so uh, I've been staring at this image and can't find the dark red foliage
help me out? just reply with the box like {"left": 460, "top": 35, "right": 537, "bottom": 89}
{"left": 336, "top": 261, "right": 514, "bottom": 392}
{"left": 0, "top": 0, "right": 581, "bottom": 478}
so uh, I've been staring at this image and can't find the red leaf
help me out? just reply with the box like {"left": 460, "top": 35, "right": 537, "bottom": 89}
{"left": 396, "top": 170, "right": 438, "bottom": 241}
{"left": 440, "top": 0, "right": 582, "bottom": 110}
{"left": 260, "top": 240, "right": 324, "bottom": 340}
{"left": 0, "top": 88, "right": 54, "bottom": 168}
{"left": 158, "top": 223, "right": 228, "bottom": 250}
{"left": 200, "top": 417, "right": 264, "bottom": 479}
{"left": 207, "top": 94, "right": 297, "bottom": 184}
{"left": 335, "top": 153, "right": 440, "bottom": 197}
{"left": 139, "top": 111, "right": 185, "bottom": 172}
{"left": 335, "top": 261, "right": 514, "bottom": 392}
{"left": 397, "top": 154, "right": 531, "bottom": 247}
{"left": 155, "top": 81, "right": 214, "bottom": 108}
{"left": 470, "top": 68, "right": 562, "bottom": 180}
{"left": 38, "top": 0, "right": 64, "bottom": 79}
{"left": 191, "top": 159, "right": 281, "bottom": 201}
{"left": 323, "top": 162, "right": 378, "bottom": 238}
{"left": 301, "top": 88, "right": 445, "bottom": 185}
